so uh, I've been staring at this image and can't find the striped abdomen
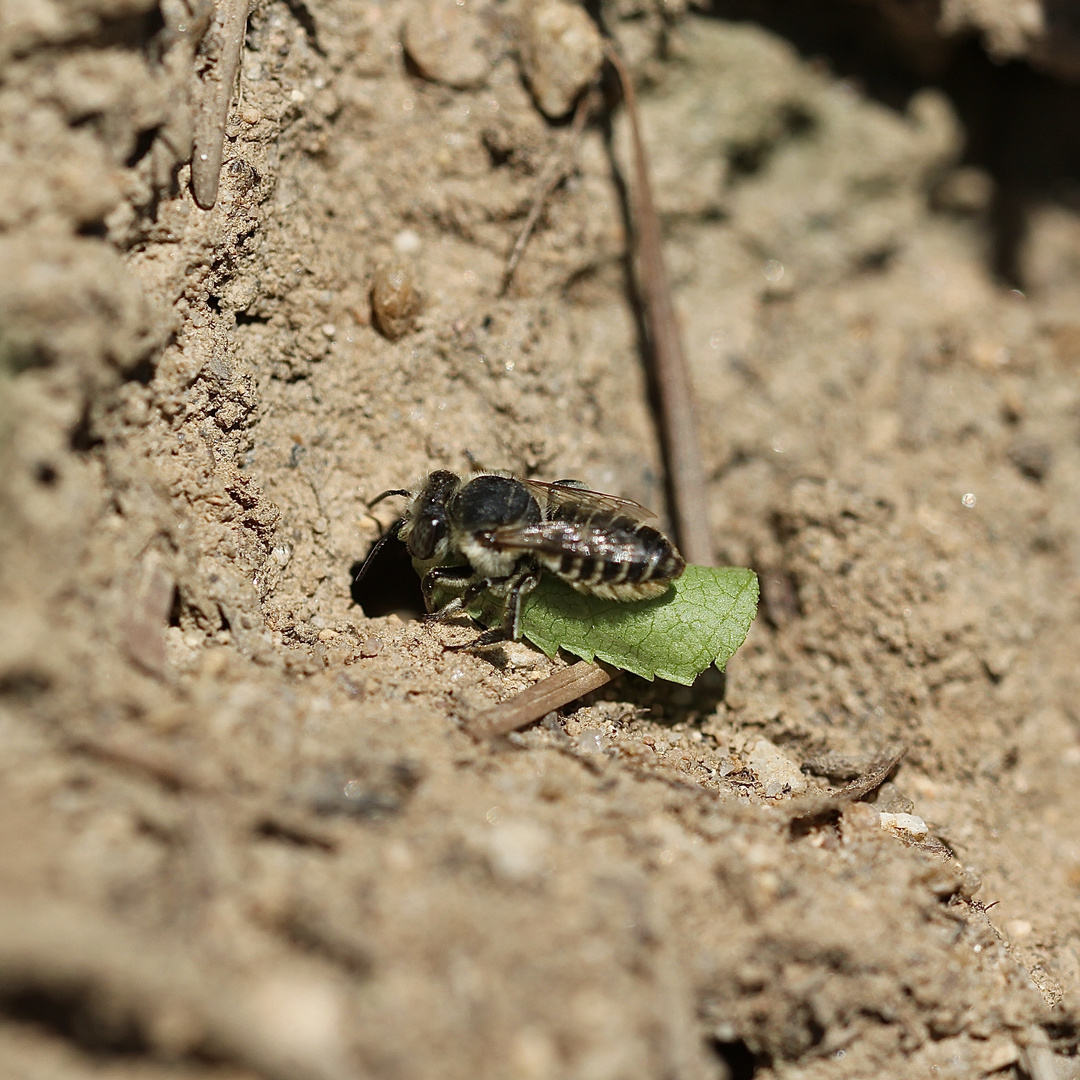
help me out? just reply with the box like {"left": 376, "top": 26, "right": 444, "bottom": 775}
{"left": 537, "top": 513, "right": 685, "bottom": 601}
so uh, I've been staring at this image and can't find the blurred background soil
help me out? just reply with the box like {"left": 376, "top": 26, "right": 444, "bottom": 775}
{"left": 4, "top": 1, "right": 1080, "bottom": 1077}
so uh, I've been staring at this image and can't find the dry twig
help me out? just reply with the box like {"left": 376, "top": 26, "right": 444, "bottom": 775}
{"left": 831, "top": 746, "right": 907, "bottom": 802}
{"left": 786, "top": 746, "right": 909, "bottom": 824}
{"left": 469, "top": 660, "right": 617, "bottom": 738}
{"left": 191, "top": 0, "right": 251, "bottom": 209}
{"left": 604, "top": 41, "right": 712, "bottom": 565}
{"left": 153, "top": 0, "right": 215, "bottom": 190}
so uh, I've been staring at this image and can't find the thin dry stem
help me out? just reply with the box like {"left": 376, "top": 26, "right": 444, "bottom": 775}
{"left": 191, "top": 0, "right": 251, "bottom": 209}
{"left": 605, "top": 41, "right": 713, "bottom": 565}
{"left": 832, "top": 747, "right": 907, "bottom": 802}
{"left": 469, "top": 660, "right": 617, "bottom": 738}
{"left": 785, "top": 747, "right": 909, "bottom": 823}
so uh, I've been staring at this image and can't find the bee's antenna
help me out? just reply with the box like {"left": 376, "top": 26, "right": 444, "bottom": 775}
{"left": 368, "top": 488, "right": 411, "bottom": 509}
{"left": 354, "top": 517, "right": 406, "bottom": 585}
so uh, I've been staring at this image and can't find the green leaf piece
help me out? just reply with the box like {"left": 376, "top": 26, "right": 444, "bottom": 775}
{"left": 424, "top": 563, "right": 759, "bottom": 685}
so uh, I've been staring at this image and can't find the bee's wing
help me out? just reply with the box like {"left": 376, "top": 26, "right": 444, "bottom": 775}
{"left": 487, "top": 520, "right": 641, "bottom": 563}
{"left": 520, "top": 479, "right": 660, "bottom": 523}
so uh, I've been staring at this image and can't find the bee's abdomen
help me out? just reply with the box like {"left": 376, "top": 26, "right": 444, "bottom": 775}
{"left": 551, "top": 520, "right": 685, "bottom": 600}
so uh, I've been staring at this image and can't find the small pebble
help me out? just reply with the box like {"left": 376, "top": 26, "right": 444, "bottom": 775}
{"left": 393, "top": 229, "right": 423, "bottom": 255}
{"left": 404, "top": 0, "right": 492, "bottom": 89}
{"left": 747, "top": 737, "right": 808, "bottom": 796}
{"left": 517, "top": 0, "right": 603, "bottom": 119}
{"left": 371, "top": 259, "right": 421, "bottom": 340}
{"left": 501, "top": 640, "right": 546, "bottom": 670}
{"left": 879, "top": 811, "right": 929, "bottom": 840}
{"left": 574, "top": 728, "right": 607, "bottom": 755}
{"left": 359, "top": 636, "right": 382, "bottom": 658}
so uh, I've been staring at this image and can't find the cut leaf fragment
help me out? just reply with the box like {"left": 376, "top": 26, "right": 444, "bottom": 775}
{"left": 424, "top": 562, "right": 759, "bottom": 685}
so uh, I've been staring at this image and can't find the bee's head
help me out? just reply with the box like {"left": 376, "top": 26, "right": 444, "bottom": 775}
{"left": 400, "top": 470, "right": 461, "bottom": 561}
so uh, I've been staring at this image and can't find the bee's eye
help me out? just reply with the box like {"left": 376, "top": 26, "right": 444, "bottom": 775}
{"left": 407, "top": 515, "right": 446, "bottom": 560}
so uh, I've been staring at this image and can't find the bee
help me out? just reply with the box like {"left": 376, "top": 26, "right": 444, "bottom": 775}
{"left": 358, "top": 471, "right": 686, "bottom": 648}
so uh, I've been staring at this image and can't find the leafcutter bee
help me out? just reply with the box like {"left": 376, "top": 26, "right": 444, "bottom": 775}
{"left": 358, "top": 471, "right": 686, "bottom": 648}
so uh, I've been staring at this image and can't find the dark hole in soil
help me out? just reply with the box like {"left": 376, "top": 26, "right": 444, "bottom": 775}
{"left": 76, "top": 219, "right": 108, "bottom": 238}
{"left": 69, "top": 404, "right": 102, "bottom": 453}
{"left": 0, "top": 669, "right": 52, "bottom": 699}
{"left": 34, "top": 461, "right": 58, "bottom": 485}
{"left": 125, "top": 126, "right": 158, "bottom": 168}
{"left": 282, "top": 0, "right": 326, "bottom": 56}
{"left": 128, "top": 356, "right": 156, "bottom": 386}
{"left": 711, "top": 1038, "right": 761, "bottom": 1079}
{"left": 3, "top": 986, "right": 147, "bottom": 1056}
{"left": 351, "top": 532, "right": 425, "bottom": 621}
{"left": 167, "top": 586, "right": 182, "bottom": 628}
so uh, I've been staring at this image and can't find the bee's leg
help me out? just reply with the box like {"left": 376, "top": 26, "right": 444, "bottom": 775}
{"left": 444, "top": 565, "right": 540, "bottom": 650}
{"left": 500, "top": 567, "right": 540, "bottom": 641}
{"left": 421, "top": 565, "right": 475, "bottom": 615}
{"left": 460, "top": 576, "right": 508, "bottom": 606}
{"left": 436, "top": 573, "right": 507, "bottom": 647}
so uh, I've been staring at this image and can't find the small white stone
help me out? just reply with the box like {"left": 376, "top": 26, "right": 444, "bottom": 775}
{"left": 879, "top": 811, "right": 929, "bottom": 840}
{"left": 575, "top": 728, "right": 607, "bottom": 755}
{"left": 393, "top": 229, "right": 423, "bottom": 255}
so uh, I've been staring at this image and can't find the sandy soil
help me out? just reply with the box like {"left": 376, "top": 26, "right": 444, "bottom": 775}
{"left": 4, "top": 1, "right": 1080, "bottom": 1078}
